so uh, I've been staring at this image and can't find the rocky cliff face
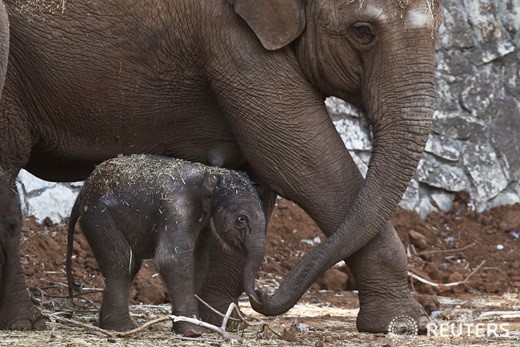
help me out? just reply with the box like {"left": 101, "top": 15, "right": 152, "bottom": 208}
{"left": 17, "top": 0, "right": 520, "bottom": 222}
{"left": 329, "top": 0, "right": 520, "bottom": 216}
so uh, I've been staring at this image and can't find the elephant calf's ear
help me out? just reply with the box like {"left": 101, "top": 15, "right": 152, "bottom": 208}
{"left": 201, "top": 173, "right": 219, "bottom": 215}
{"left": 229, "top": 0, "right": 306, "bottom": 50}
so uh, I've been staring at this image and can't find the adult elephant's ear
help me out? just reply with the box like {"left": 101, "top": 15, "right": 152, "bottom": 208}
{"left": 228, "top": 0, "right": 306, "bottom": 50}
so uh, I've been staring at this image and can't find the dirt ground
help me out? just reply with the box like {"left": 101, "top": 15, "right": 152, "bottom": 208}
{"left": 2, "top": 195, "right": 519, "bottom": 346}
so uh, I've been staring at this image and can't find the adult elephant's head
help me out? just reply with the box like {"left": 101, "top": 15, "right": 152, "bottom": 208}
{"left": 229, "top": 0, "right": 443, "bottom": 315}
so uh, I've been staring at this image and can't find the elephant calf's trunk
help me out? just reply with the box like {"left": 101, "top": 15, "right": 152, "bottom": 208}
{"left": 243, "top": 244, "right": 265, "bottom": 307}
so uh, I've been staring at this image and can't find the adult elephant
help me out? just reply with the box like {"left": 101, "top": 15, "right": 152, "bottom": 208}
{"left": 0, "top": 0, "right": 443, "bottom": 333}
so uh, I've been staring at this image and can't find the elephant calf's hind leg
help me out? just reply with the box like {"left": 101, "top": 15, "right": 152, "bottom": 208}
{"left": 80, "top": 215, "right": 140, "bottom": 331}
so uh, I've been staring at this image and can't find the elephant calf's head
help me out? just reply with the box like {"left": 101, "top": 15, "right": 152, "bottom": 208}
{"left": 204, "top": 171, "right": 266, "bottom": 303}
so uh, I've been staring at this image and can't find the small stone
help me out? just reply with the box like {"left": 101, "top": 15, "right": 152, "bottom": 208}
{"left": 444, "top": 236, "right": 455, "bottom": 245}
{"left": 414, "top": 293, "right": 440, "bottom": 314}
{"left": 317, "top": 269, "right": 348, "bottom": 291}
{"left": 448, "top": 272, "right": 464, "bottom": 283}
{"left": 295, "top": 323, "right": 309, "bottom": 333}
{"left": 509, "top": 231, "right": 520, "bottom": 239}
{"left": 281, "top": 326, "right": 297, "bottom": 342}
{"left": 436, "top": 284, "right": 451, "bottom": 294}
{"left": 423, "top": 262, "right": 442, "bottom": 281}
{"left": 409, "top": 230, "right": 428, "bottom": 250}
{"left": 485, "top": 282, "right": 500, "bottom": 293}
{"left": 43, "top": 217, "right": 54, "bottom": 227}
{"left": 451, "top": 284, "right": 466, "bottom": 294}
{"left": 300, "top": 239, "right": 315, "bottom": 246}
{"left": 431, "top": 310, "right": 443, "bottom": 319}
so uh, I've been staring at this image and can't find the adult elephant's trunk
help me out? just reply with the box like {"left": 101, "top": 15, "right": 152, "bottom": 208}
{"left": 251, "top": 52, "right": 436, "bottom": 315}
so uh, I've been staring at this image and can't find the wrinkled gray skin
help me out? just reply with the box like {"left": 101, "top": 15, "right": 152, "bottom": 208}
{"left": 0, "top": 0, "right": 443, "bottom": 333}
{"left": 66, "top": 155, "right": 266, "bottom": 336}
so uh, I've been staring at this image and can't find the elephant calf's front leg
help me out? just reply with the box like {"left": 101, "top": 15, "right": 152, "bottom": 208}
{"left": 155, "top": 230, "right": 204, "bottom": 337}
{"left": 97, "top": 253, "right": 142, "bottom": 331}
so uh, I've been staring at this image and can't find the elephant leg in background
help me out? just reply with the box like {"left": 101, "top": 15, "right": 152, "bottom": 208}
{"left": 0, "top": 177, "right": 46, "bottom": 331}
{"left": 0, "top": 111, "right": 44, "bottom": 329}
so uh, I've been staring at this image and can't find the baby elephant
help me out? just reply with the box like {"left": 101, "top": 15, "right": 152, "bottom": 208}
{"left": 66, "top": 154, "right": 266, "bottom": 336}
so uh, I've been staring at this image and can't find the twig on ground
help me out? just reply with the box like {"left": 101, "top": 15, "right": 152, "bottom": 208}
{"left": 170, "top": 312, "right": 239, "bottom": 342}
{"left": 232, "top": 304, "right": 283, "bottom": 338}
{"left": 220, "top": 302, "right": 237, "bottom": 330}
{"left": 194, "top": 294, "right": 240, "bottom": 322}
{"left": 47, "top": 313, "right": 116, "bottom": 338}
{"left": 116, "top": 317, "right": 171, "bottom": 337}
{"left": 174, "top": 336, "right": 224, "bottom": 343}
{"left": 48, "top": 310, "right": 238, "bottom": 342}
{"left": 477, "top": 311, "right": 520, "bottom": 320}
{"left": 49, "top": 297, "right": 278, "bottom": 343}
{"left": 194, "top": 294, "right": 281, "bottom": 337}
{"left": 70, "top": 289, "right": 105, "bottom": 298}
{"left": 416, "top": 242, "right": 476, "bottom": 256}
{"left": 408, "top": 260, "right": 485, "bottom": 287}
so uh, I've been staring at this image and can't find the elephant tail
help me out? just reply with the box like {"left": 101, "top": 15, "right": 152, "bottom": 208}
{"left": 66, "top": 195, "right": 82, "bottom": 299}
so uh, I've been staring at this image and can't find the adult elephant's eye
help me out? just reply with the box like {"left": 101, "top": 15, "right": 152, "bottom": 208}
{"left": 353, "top": 23, "right": 375, "bottom": 45}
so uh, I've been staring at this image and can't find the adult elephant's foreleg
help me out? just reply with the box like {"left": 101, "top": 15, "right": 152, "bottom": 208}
{"left": 208, "top": 37, "right": 430, "bottom": 330}
{"left": 0, "top": 102, "right": 42, "bottom": 329}
{"left": 0, "top": 172, "right": 46, "bottom": 330}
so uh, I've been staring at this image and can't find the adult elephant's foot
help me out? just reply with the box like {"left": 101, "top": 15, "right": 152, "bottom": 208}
{"left": 356, "top": 293, "right": 428, "bottom": 333}
{"left": 0, "top": 238, "right": 47, "bottom": 330}
{"left": 345, "top": 222, "right": 426, "bottom": 334}
{"left": 0, "top": 301, "right": 46, "bottom": 330}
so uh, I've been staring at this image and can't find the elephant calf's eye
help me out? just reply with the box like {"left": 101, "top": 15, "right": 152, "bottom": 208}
{"left": 236, "top": 215, "right": 248, "bottom": 225}
{"left": 352, "top": 23, "right": 375, "bottom": 45}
